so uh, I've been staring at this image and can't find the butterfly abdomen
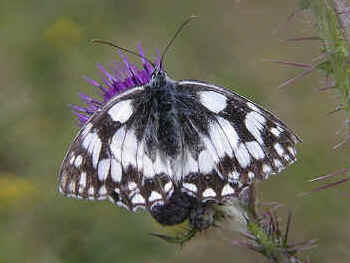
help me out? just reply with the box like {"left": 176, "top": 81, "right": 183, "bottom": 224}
{"left": 150, "top": 189, "right": 195, "bottom": 225}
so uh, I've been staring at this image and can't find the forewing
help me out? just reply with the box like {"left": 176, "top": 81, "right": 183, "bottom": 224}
{"left": 58, "top": 87, "right": 170, "bottom": 212}
{"left": 177, "top": 80, "right": 300, "bottom": 202}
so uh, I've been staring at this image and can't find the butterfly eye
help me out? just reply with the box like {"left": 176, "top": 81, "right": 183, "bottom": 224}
{"left": 151, "top": 71, "right": 157, "bottom": 80}
{"left": 150, "top": 69, "right": 166, "bottom": 83}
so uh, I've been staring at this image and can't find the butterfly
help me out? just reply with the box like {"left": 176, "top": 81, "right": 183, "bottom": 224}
{"left": 58, "top": 17, "right": 300, "bottom": 232}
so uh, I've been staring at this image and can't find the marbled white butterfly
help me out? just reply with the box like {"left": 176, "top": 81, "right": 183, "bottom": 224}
{"left": 58, "top": 17, "right": 300, "bottom": 232}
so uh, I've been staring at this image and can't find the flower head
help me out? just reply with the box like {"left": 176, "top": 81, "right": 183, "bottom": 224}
{"left": 71, "top": 45, "right": 159, "bottom": 125}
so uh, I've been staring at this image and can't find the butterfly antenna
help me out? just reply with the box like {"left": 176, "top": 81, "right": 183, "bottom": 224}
{"left": 91, "top": 39, "right": 156, "bottom": 68}
{"left": 160, "top": 15, "right": 198, "bottom": 68}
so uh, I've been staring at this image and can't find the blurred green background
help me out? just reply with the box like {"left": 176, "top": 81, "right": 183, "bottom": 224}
{"left": 1, "top": 0, "right": 350, "bottom": 262}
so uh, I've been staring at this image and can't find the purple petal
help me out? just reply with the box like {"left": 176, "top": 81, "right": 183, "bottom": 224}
{"left": 71, "top": 44, "right": 157, "bottom": 126}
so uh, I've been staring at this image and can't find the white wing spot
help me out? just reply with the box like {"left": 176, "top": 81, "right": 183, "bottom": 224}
{"left": 207, "top": 122, "right": 232, "bottom": 159}
{"left": 288, "top": 146, "right": 296, "bottom": 157}
{"left": 83, "top": 132, "right": 102, "bottom": 168}
{"left": 136, "top": 139, "right": 145, "bottom": 174}
{"left": 245, "top": 111, "right": 266, "bottom": 144}
{"left": 216, "top": 117, "right": 253, "bottom": 167}
{"left": 201, "top": 135, "right": 220, "bottom": 163}
{"left": 154, "top": 152, "right": 170, "bottom": 176}
{"left": 270, "top": 127, "right": 281, "bottom": 137}
{"left": 217, "top": 117, "right": 240, "bottom": 151}
{"left": 98, "top": 185, "right": 107, "bottom": 196}
{"left": 199, "top": 91, "right": 227, "bottom": 113}
{"left": 202, "top": 188, "right": 217, "bottom": 198}
{"left": 98, "top": 159, "right": 111, "bottom": 182}
{"left": 262, "top": 164, "right": 272, "bottom": 174}
{"left": 149, "top": 191, "right": 162, "bottom": 202}
{"left": 78, "top": 172, "right": 87, "bottom": 193}
{"left": 247, "top": 102, "right": 261, "bottom": 113}
{"left": 235, "top": 143, "right": 251, "bottom": 168}
{"left": 274, "top": 159, "right": 283, "bottom": 171}
{"left": 132, "top": 193, "right": 145, "bottom": 205}
{"left": 245, "top": 141, "right": 265, "bottom": 160}
{"left": 74, "top": 155, "right": 83, "bottom": 168}
{"left": 183, "top": 152, "right": 198, "bottom": 178}
{"left": 122, "top": 129, "right": 138, "bottom": 167}
{"left": 198, "top": 149, "right": 215, "bottom": 174}
{"left": 59, "top": 174, "right": 68, "bottom": 193}
{"left": 274, "top": 143, "right": 285, "bottom": 157}
{"left": 83, "top": 132, "right": 97, "bottom": 151}
{"left": 108, "top": 99, "right": 133, "bottom": 123}
{"left": 60, "top": 174, "right": 68, "bottom": 190}
{"left": 143, "top": 155, "right": 154, "bottom": 179}
{"left": 110, "top": 127, "right": 127, "bottom": 162}
{"left": 88, "top": 186, "right": 95, "bottom": 197}
{"left": 284, "top": 154, "right": 291, "bottom": 162}
{"left": 69, "top": 154, "right": 75, "bottom": 165}
{"left": 110, "top": 159, "right": 122, "bottom": 183}
{"left": 183, "top": 183, "right": 198, "bottom": 193}
{"left": 128, "top": 181, "right": 138, "bottom": 191}
{"left": 228, "top": 170, "right": 240, "bottom": 182}
{"left": 92, "top": 138, "right": 102, "bottom": 169}
{"left": 221, "top": 184, "right": 235, "bottom": 196}
{"left": 248, "top": 171, "right": 255, "bottom": 180}
{"left": 164, "top": 181, "right": 173, "bottom": 193}
{"left": 68, "top": 180, "right": 76, "bottom": 193}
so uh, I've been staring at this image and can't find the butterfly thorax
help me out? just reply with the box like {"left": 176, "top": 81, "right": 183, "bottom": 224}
{"left": 138, "top": 71, "right": 185, "bottom": 160}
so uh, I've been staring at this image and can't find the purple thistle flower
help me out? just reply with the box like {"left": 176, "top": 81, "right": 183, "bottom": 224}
{"left": 71, "top": 45, "right": 159, "bottom": 126}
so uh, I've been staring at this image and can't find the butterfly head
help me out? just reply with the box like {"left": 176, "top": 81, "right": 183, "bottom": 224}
{"left": 150, "top": 66, "right": 169, "bottom": 88}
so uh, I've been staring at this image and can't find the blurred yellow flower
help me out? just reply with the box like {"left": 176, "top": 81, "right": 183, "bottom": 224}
{"left": 43, "top": 17, "right": 83, "bottom": 49}
{"left": 0, "top": 173, "right": 37, "bottom": 209}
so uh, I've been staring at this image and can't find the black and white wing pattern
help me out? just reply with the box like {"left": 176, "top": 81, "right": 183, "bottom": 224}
{"left": 59, "top": 86, "right": 171, "bottom": 212}
{"left": 176, "top": 80, "right": 300, "bottom": 202}
{"left": 59, "top": 77, "right": 300, "bottom": 215}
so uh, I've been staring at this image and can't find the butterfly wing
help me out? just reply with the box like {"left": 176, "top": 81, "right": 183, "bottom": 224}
{"left": 177, "top": 80, "right": 300, "bottom": 202}
{"left": 58, "top": 86, "right": 173, "bottom": 212}
{"left": 59, "top": 78, "right": 300, "bottom": 212}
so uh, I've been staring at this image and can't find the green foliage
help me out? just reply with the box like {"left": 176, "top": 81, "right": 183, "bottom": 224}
{"left": 309, "top": 0, "right": 350, "bottom": 117}
{"left": 299, "top": 0, "right": 311, "bottom": 10}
